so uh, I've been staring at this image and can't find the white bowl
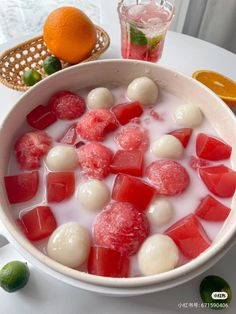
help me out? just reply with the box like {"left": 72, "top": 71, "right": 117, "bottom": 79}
{"left": 0, "top": 59, "right": 236, "bottom": 296}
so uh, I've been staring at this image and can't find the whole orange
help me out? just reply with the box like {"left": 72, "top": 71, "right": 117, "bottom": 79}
{"left": 43, "top": 7, "right": 97, "bottom": 64}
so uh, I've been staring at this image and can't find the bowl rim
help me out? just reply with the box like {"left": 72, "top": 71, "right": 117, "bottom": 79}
{"left": 1, "top": 59, "right": 236, "bottom": 289}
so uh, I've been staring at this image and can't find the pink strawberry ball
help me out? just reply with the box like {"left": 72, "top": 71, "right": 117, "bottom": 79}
{"left": 146, "top": 160, "right": 190, "bottom": 196}
{"left": 77, "top": 142, "right": 113, "bottom": 179}
{"left": 115, "top": 124, "right": 149, "bottom": 151}
{"left": 93, "top": 202, "right": 150, "bottom": 256}
{"left": 76, "top": 109, "right": 118, "bottom": 141}
{"left": 48, "top": 91, "right": 86, "bottom": 120}
{"left": 15, "top": 130, "right": 52, "bottom": 169}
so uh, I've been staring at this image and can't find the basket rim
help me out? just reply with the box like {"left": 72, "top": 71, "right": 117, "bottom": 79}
{"left": 0, "top": 25, "right": 110, "bottom": 92}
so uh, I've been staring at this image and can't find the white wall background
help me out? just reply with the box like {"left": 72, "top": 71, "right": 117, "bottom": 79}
{"left": 169, "top": 0, "right": 190, "bottom": 32}
{"left": 171, "top": 0, "right": 236, "bottom": 53}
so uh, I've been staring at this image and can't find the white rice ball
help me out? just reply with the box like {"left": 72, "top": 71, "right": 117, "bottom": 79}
{"left": 127, "top": 76, "right": 158, "bottom": 106}
{"left": 147, "top": 199, "right": 174, "bottom": 227}
{"left": 77, "top": 179, "right": 110, "bottom": 211}
{"left": 138, "top": 234, "right": 179, "bottom": 276}
{"left": 47, "top": 222, "right": 91, "bottom": 268}
{"left": 87, "top": 87, "right": 113, "bottom": 109}
{"left": 46, "top": 145, "right": 78, "bottom": 171}
{"left": 174, "top": 104, "right": 203, "bottom": 127}
{"left": 151, "top": 135, "right": 184, "bottom": 159}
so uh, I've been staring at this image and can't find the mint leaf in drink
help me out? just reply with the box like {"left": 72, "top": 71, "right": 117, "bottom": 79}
{"left": 130, "top": 25, "right": 147, "bottom": 46}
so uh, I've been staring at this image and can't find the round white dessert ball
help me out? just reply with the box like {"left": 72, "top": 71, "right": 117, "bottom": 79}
{"left": 87, "top": 87, "right": 113, "bottom": 109}
{"left": 174, "top": 104, "right": 203, "bottom": 127}
{"left": 47, "top": 222, "right": 91, "bottom": 268}
{"left": 127, "top": 76, "right": 158, "bottom": 106}
{"left": 147, "top": 199, "right": 174, "bottom": 227}
{"left": 151, "top": 134, "right": 184, "bottom": 159}
{"left": 138, "top": 234, "right": 179, "bottom": 276}
{"left": 46, "top": 145, "right": 78, "bottom": 171}
{"left": 77, "top": 179, "right": 110, "bottom": 211}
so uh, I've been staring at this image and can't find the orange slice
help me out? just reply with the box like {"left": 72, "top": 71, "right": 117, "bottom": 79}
{"left": 192, "top": 70, "right": 236, "bottom": 107}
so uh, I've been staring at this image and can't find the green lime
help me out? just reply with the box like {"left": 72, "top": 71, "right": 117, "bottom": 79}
{"left": 43, "top": 56, "right": 62, "bottom": 75}
{"left": 130, "top": 23, "right": 147, "bottom": 46}
{"left": 0, "top": 260, "right": 30, "bottom": 293}
{"left": 200, "top": 275, "right": 232, "bottom": 310}
{"left": 23, "top": 69, "right": 42, "bottom": 86}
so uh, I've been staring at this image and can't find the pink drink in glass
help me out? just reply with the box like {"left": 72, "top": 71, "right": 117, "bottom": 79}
{"left": 118, "top": 0, "right": 175, "bottom": 62}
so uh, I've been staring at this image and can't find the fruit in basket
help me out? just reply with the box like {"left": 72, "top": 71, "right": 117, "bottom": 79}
{"left": 43, "top": 56, "right": 62, "bottom": 75}
{"left": 0, "top": 261, "right": 30, "bottom": 293}
{"left": 23, "top": 69, "right": 42, "bottom": 86}
{"left": 43, "top": 7, "right": 97, "bottom": 64}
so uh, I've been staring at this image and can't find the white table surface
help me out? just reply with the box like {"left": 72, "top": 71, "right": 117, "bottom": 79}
{"left": 0, "top": 2, "right": 236, "bottom": 313}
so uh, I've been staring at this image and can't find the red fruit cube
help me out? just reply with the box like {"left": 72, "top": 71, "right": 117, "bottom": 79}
{"left": 164, "top": 214, "right": 211, "bottom": 259}
{"left": 110, "top": 150, "right": 143, "bottom": 177}
{"left": 26, "top": 105, "right": 57, "bottom": 130}
{"left": 57, "top": 124, "right": 77, "bottom": 145}
{"left": 77, "top": 142, "right": 113, "bottom": 179}
{"left": 88, "top": 246, "right": 130, "bottom": 278}
{"left": 48, "top": 91, "right": 86, "bottom": 120}
{"left": 47, "top": 172, "right": 75, "bottom": 202}
{"left": 189, "top": 156, "right": 210, "bottom": 170}
{"left": 196, "top": 133, "right": 232, "bottom": 161}
{"left": 4, "top": 171, "right": 39, "bottom": 204}
{"left": 112, "top": 173, "right": 156, "bottom": 212}
{"left": 195, "top": 195, "right": 230, "bottom": 221}
{"left": 115, "top": 124, "right": 149, "bottom": 151}
{"left": 199, "top": 165, "right": 236, "bottom": 198}
{"left": 76, "top": 109, "right": 118, "bottom": 141}
{"left": 149, "top": 109, "right": 163, "bottom": 121}
{"left": 112, "top": 101, "right": 143, "bottom": 125}
{"left": 93, "top": 202, "right": 149, "bottom": 256}
{"left": 122, "top": 41, "right": 147, "bottom": 60}
{"left": 169, "top": 128, "right": 193, "bottom": 148}
{"left": 20, "top": 206, "right": 57, "bottom": 241}
{"left": 146, "top": 160, "right": 190, "bottom": 196}
{"left": 14, "top": 130, "right": 52, "bottom": 170}
{"left": 74, "top": 141, "right": 85, "bottom": 149}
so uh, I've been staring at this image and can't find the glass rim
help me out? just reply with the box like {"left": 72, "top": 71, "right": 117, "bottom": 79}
{"left": 117, "top": 0, "right": 175, "bottom": 26}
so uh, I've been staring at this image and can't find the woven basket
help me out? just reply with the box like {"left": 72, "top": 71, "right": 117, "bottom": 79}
{"left": 0, "top": 26, "right": 110, "bottom": 92}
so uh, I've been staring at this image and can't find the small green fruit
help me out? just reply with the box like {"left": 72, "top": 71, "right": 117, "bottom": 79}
{"left": 23, "top": 69, "right": 42, "bottom": 86}
{"left": 43, "top": 56, "right": 62, "bottom": 75}
{"left": 0, "top": 260, "right": 30, "bottom": 293}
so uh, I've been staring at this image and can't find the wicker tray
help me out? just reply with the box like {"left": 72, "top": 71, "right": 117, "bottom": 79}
{"left": 0, "top": 26, "right": 110, "bottom": 92}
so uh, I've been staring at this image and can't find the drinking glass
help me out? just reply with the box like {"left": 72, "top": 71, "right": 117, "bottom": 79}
{"left": 117, "top": 0, "right": 175, "bottom": 62}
